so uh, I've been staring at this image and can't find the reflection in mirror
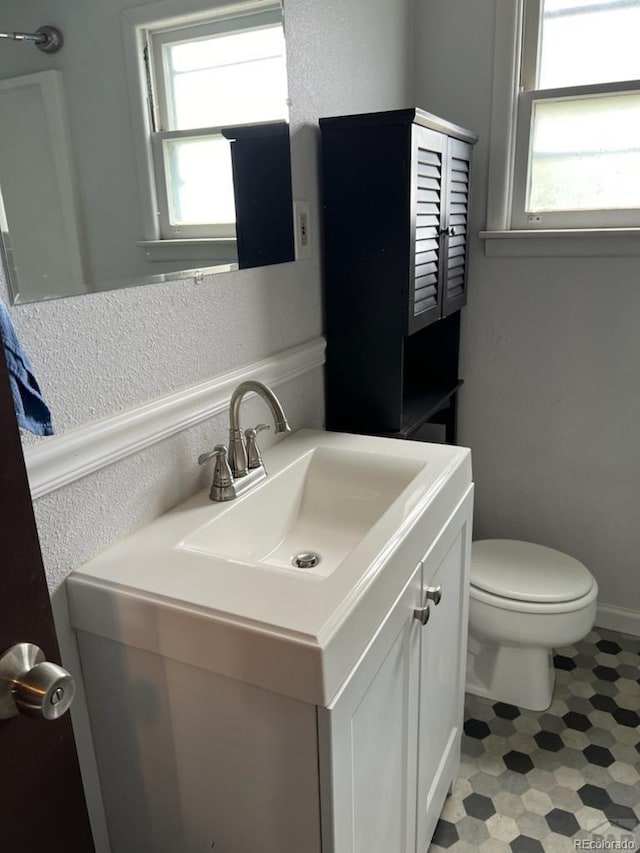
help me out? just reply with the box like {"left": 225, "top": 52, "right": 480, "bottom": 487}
{"left": 0, "top": 0, "right": 294, "bottom": 304}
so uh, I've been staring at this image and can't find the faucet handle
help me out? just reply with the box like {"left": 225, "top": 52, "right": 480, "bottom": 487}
{"left": 198, "top": 445, "right": 225, "bottom": 466}
{"left": 244, "top": 423, "right": 270, "bottom": 470}
{"left": 198, "top": 445, "right": 236, "bottom": 502}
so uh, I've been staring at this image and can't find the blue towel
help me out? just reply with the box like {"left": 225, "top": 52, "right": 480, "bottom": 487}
{"left": 0, "top": 300, "right": 53, "bottom": 436}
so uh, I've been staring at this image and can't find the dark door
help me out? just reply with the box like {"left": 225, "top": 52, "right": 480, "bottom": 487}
{"left": 0, "top": 345, "right": 95, "bottom": 851}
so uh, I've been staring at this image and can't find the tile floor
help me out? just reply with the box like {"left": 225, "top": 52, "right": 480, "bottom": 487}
{"left": 429, "top": 626, "right": 640, "bottom": 853}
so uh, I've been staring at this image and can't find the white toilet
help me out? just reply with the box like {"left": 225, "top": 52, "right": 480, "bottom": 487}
{"left": 465, "top": 539, "right": 598, "bottom": 711}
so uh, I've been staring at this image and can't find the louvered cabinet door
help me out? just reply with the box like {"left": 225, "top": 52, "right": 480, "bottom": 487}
{"left": 409, "top": 125, "right": 446, "bottom": 333}
{"left": 442, "top": 138, "right": 472, "bottom": 317}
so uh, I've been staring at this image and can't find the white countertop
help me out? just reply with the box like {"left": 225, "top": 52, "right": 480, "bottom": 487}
{"left": 67, "top": 429, "right": 472, "bottom": 705}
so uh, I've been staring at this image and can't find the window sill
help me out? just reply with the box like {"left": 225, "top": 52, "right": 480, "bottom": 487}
{"left": 137, "top": 238, "right": 237, "bottom": 263}
{"left": 479, "top": 228, "right": 640, "bottom": 258}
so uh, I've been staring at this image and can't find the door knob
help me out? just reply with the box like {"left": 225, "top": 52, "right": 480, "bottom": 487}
{"left": 0, "top": 643, "right": 76, "bottom": 721}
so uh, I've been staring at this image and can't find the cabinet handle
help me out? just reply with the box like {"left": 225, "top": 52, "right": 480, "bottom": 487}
{"left": 413, "top": 605, "right": 431, "bottom": 626}
{"left": 426, "top": 586, "right": 442, "bottom": 606}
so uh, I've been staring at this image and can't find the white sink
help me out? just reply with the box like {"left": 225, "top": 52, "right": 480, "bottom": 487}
{"left": 67, "top": 429, "right": 472, "bottom": 705}
{"left": 179, "top": 446, "right": 424, "bottom": 578}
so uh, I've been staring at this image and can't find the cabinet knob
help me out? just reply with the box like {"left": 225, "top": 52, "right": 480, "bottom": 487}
{"left": 413, "top": 605, "right": 431, "bottom": 626}
{"left": 426, "top": 586, "right": 442, "bottom": 606}
{"left": 449, "top": 226, "right": 456, "bottom": 237}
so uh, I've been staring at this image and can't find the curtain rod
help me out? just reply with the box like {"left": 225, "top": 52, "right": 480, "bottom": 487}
{"left": 0, "top": 26, "right": 63, "bottom": 54}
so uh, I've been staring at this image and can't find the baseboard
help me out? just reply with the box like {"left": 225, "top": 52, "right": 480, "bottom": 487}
{"left": 25, "top": 337, "right": 326, "bottom": 500}
{"left": 595, "top": 603, "right": 640, "bottom": 638}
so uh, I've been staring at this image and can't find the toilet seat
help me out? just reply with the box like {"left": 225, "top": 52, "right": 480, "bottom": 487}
{"left": 471, "top": 539, "right": 595, "bottom": 604}
{"left": 470, "top": 582, "right": 598, "bottom": 615}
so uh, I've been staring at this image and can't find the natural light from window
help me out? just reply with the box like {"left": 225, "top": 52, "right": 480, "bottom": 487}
{"left": 525, "top": 0, "right": 640, "bottom": 217}
{"left": 538, "top": 0, "right": 640, "bottom": 88}
{"left": 164, "top": 26, "right": 288, "bottom": 130}
{"left": 529, "top": 93, "right": 640, "bottom": 211}
{"left": 163, "top": 136, "right": 236, "bottom": 226}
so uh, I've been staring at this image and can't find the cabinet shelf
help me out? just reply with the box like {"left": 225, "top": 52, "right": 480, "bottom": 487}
{"left": 382, "top": 381, "right": 463, "bottom": 440}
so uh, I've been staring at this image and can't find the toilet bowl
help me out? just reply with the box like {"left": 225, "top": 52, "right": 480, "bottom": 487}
{"left": 465, "top": 540, "right": 598, "bottom": 711}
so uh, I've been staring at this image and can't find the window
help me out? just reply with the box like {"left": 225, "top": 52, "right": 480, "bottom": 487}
{"left": 143, "top": 7, "right": 288, "bottom": 240}
{"left": 512, "top": 0, "right": 640, "bottom": 230}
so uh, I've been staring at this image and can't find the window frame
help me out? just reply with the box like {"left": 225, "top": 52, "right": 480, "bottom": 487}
{"left": 484, "top": 0, "right": 640, "bottom": 244}
{"left": 122, "top": 2, "right": 286, "bottom": 245}
{"left": 146, "top": 8, "right": 285, "bottom": 240}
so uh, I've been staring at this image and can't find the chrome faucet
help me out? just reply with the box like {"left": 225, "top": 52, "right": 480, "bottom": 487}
{"left": 198, "top": 380, "right": 292, "bottom": 501}
{"left": 228, "top": 380, "right": 292, "bottom": 477}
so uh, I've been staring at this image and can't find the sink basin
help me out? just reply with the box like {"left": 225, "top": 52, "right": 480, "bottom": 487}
{"left": 178, "top": 447, "right": 424, "bottom": 578}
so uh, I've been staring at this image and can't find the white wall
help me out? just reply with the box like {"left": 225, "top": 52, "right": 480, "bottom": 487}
{"left": 2, "top": 1, "right": 413, "bottom": 849}
{"left": 413, "top": 0, "right": 640, "bottom": 616}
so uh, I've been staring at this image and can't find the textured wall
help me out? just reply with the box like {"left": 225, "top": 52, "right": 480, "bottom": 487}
{"left": 2, "top": 1, "right": 413, "bottom": 849}
{"left": 5, "top": 0, "right": 413, "bottom": 558}
{"left": 413, "top": 0, "right": 640, "bottom": 613}
{"left": 5, "top": 0, "right": 415, "bottom": 572}
{"left": 7, "top": 265, "right": 322, "bottom": 433}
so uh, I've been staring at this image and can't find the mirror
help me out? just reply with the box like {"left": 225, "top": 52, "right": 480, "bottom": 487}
{"left": 0, "top": 0, "right": 294, "bottom": 304}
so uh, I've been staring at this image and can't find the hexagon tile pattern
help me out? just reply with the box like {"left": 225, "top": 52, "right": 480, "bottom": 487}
{"left": 429, "top": 627, "right": 640, "bottom": 852}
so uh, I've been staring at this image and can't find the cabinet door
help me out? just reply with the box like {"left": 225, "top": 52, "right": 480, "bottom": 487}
{"left": 442, "top": 138, "right": 473, "bottom": 317}
{"left": 318, "top": 564, "right": 422, "bottom": 853}
{"left": 409, "top": 125, "right": 446, "bottom": 334}
{"left": 416, "top": 505, "right": 471, "bottom": 852}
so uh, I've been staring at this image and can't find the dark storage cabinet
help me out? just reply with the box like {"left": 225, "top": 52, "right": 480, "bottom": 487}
{"left": 320, "top": 108, "right": 478, "bottom": 442}
{"left": 222, "top": 121, "right": 294, "bottom": 269}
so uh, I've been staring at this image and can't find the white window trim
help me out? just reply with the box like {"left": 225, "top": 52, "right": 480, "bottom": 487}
{"left": 481, "top": 0, "right": 640, "bottom": 256}
{"left": 122, "top": 0, "right": 283, "bottom": 244}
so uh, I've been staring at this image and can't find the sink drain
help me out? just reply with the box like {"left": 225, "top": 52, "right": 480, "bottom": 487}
{"left": 292, "top": 551, "right": 321, "bottom": 569}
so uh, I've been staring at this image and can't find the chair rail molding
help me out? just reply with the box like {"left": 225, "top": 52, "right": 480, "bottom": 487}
{"left": 24, "top": 337, "right": 326, "bottom": 500}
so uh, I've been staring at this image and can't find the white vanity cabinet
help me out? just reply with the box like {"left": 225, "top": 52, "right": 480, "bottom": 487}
{"left": 68, "top": 430, "right": 472, "bottom": 853}
{"left": 319, "top": 561, "right": 422, "bottom": 853}
{"left": 416, "top": 516, "right": 470, "bottom": 852}
{"left": 318, "top": 497, "right": 470, "bottom": 853}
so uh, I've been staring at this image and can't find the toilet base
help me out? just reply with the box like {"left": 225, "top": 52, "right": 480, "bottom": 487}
{"left": 466, "top": 640, "right": 555, "bottom": 711}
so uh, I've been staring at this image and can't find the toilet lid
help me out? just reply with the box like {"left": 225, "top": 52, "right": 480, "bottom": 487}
{"left": 471, "top": 540, "right": 595, "bottom": 604}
